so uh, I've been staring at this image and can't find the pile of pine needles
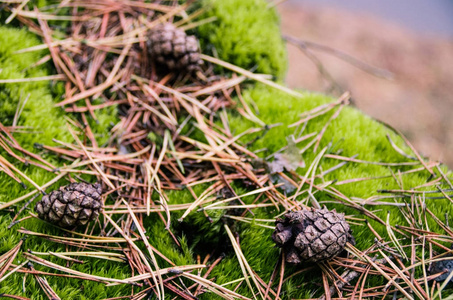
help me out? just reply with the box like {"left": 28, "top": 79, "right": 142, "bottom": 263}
{"left": 1, "top": 1, "right": 453, "bottom": 299}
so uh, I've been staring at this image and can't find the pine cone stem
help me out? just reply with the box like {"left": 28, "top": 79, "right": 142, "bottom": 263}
{"left": 273, "top": 228, "right": 293, "bottom": 245}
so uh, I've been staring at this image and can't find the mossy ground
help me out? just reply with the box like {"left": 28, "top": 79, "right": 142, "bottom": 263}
{"left": 198, "top": 0, "right": 287, "bottom": 79}
{"left": 0, "top": 0, "right": 452, "bottom": 299}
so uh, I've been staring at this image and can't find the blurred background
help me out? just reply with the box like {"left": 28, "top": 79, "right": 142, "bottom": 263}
{"left": 276, "top": 0, "right": 453, "bottom": 167}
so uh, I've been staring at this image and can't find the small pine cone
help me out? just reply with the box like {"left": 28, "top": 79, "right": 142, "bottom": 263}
{"left": 147, "top": 23, "right": 202, "bottom": 72}
{"left": 272, "top": 207, "right": 355, "bottom": 264}
{"left": 35, "top": 182, "right": 103, "bottom": 228}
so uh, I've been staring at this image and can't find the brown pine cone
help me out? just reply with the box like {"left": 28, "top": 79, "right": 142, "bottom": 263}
{"left": 272, "top": 208, "right": 355, "bottom": 264}
{"left": 147, "top": 23, "right": 202, "bottom": 72}
{"left": 35, "top": 182, "right": 103, "bottom": 228}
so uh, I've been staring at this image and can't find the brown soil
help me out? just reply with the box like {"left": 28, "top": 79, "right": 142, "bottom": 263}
{"left": 278, "top": 2, "right": 453, "bottom": 167}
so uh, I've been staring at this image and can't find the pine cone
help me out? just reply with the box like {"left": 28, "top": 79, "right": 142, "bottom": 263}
{"left": 147, "top": 23, "right": 202, "bottom": 72}
{"left": 272, "top": 208, "right": 355, "bottom": 264}
{"left": 35, "top": 182, "right": 103, "bottom": 228}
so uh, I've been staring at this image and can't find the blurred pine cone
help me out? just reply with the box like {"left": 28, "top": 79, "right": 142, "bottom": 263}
{"left": 147, "top": 23, "right": 202, "bottom": 72}
{"left": 272, "top": 208, "right": 355, "bottom": 263}
{"left": 35, "top": 182, "right": 103, "bottom": 228}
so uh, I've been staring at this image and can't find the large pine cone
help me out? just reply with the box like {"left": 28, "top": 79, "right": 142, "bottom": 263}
{"left": 35, "top": 182, "right": 103, "bottom": 228}
{"left": 272, "top": 208, "right": 355, "bottom": 263}
{"left": 147, "top": 23, "right": 202, "bottom": 72}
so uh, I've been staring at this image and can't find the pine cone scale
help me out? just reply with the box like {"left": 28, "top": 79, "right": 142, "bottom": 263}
{"left": 320, "top": 231, "right": 336, "bottom": 246}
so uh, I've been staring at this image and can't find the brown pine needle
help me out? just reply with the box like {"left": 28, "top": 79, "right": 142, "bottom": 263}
{"left": 122, "top": 199, "right": 165, "bottom": 300}
{"left": 201, "top": 54, "right": 304, "bottom": 98}
{"left": 0, "top": 74, "right": 65, "bottom": 83}
{"left": 0, "top": 154, "right": 44, "bottom": 193}
{"left": 289, "top": 92, "right": 349, "bottom": 128}
{"left": 23, "top": 253, "right": 139, "bottom": 285}
{"left": 56, "top": 70, "right": 125, "bottom": 106}
{"left": 0, "top": 171, "right": 68, "bottom": 211}
{"left": 30, "top": 250, "right": 126, "bottom": 263}
{"left": 181, "top": 271, "right": 252, "bottom": 300}
{"left": 225, "top": 224, "right": 264, "bottom": 300}
{"left": 0, "top": 240, "right": 23, "bottom": 281}
{"left": 34, "top": 274, "right": 61, "bottom": 300}
{"left": 324, "top": 154, "right": 419, "bottom": 166}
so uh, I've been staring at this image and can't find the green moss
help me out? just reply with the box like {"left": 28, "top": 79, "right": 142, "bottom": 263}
{"left": 0, "top": 27, "right": 70, "bottom": 145}
{"left": 171, "top": 85, "right": 451, "bottom": 298}
{"left": 199, "top": 0, "right": 287, "bottom": 79}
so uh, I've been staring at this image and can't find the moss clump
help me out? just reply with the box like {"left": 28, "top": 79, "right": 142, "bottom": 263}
{"left": 199, "top": 0, "right": 287, "bottom": 79}
{"left": 0, "top": 27, "right": 70, "bottom": 145}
